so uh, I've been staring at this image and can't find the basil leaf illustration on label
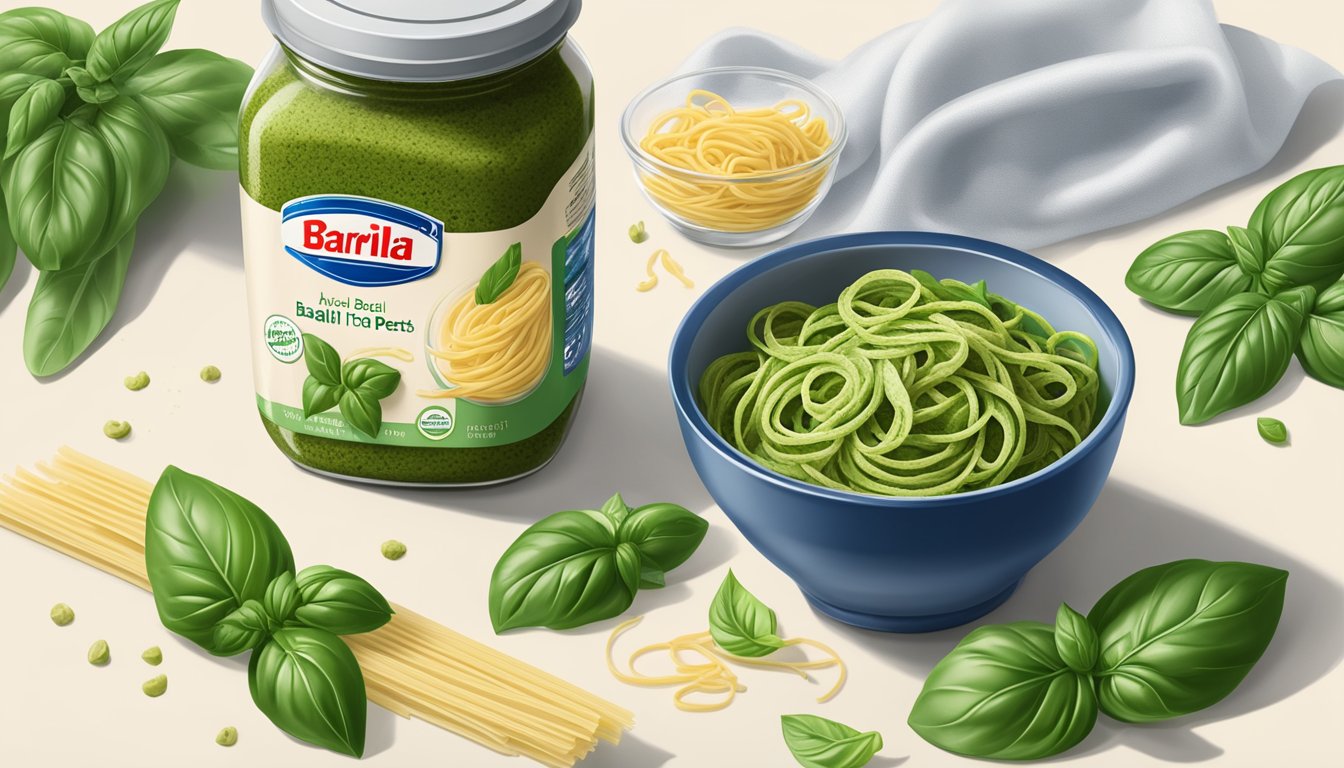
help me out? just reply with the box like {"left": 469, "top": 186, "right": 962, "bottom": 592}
{"left": 617, "top": 502, "right": 708, "bottom": 575}
{"left": 294, "top": 565, "right": 393, "bottom": 636}
{"left": 489, "top": 509, "right": 635, "bottom": 632}
{"left": 125, "top": 48, "right": 253, "bottom": 170}
{"left": 338, "top": 357, "right": 402, "bottom": 439}
{"left": 5, "top": 78, "right": 65, "bottom": 160}
{"left": 302, "top": 333, "right": 342, "bottom": 384}
{"left": 89, "top": 97, "right": 170, "bottom": 255}
{"left": 0, "top": 8, "right": 95, "bottom": 79}
{"left": 84, "top": 0, "right": 179, "bottom": 83}
{"left": 475, "top": 241, "right": 522, "bottom": 305}
{"left": 1175, "top": 288, "right": 1312, "bottom": 424}
{"left": 212, "top": 599, "right": 271, "bottom": 657}
{"left": 709, "top": 570, "right": 786, "bottom": 657}
{"left": 1297, "top": 278, "right": 1344, "bottom": 388}
{"left": 1053, "top": 603, "right": 1099, "bottom": 674}
{"left": 248, "top": 628, "right": 367, "bottom": 758}
{"left": 338, "top": 389, "right": 384, "bottom": 439}
{"left": 1251, "top": 165, "right": 1344, "bottom": 293}
{"left": 1256, "top": 417, "right": 1289, "bottom": 445}
{"left": 302, "top": 377, "right": 343, "bottom": 419}
{"left": 908, "top": 622, "right": 1098, "bottom": 760}
{"left": 23, "top": 229, "right": 135, "bottom": 376}
{"left": 3, "top": 118, "right": 115, "bottom": 271}
{"left": 1125, "top": 230, "right": 1254, "bottom": 316}
{"left": 781, "top": 714, "right": 883, "bottom": 768}
{"left": 144, "top": 466, "right": 295, "bottom": 653}
{"left": 1088, "top": 560, "right": 1288, "bottom": 723}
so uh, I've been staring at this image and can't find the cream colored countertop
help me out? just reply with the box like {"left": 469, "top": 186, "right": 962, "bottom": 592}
{"left": 0, "top": 1, "right": 1340, "bottom": 766}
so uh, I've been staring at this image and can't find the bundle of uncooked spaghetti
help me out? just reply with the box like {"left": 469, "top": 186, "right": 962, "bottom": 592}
{"left": 0, "top": 448, "right": 632, "bottom": 767}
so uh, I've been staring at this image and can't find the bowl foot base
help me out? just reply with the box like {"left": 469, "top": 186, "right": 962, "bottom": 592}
{"left": 802, "top": 579, "right": 1022, "bottom": 634}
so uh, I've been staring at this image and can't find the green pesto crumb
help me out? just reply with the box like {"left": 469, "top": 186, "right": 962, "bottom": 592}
{"left": 142, "top": 674, "right": 168, "bottom": 698}
{"left": 103, "top": 420, "right": 132, "bottom": 440}
{"left": 216, "top": 727, "right": 238, "bottom": 747}
{"left": 124, "top": 371, "right": 150, "bottom": 391}
{"left": 50, "top": 603, "right": 75, "bottom": 626}
{"left": 87, "top": 639, "right": 110, "bottom": 666}
{"left": 628, "top": 221, "right": 648, "bottom": 244}
{"left": 381, "top": 539, "right": 407, "bottom": 561}
{"left": 200, "top": 365, "right": 222, "bottom": 383}
{"left": 141, "top": 646, "right": 163, "bottom": 666}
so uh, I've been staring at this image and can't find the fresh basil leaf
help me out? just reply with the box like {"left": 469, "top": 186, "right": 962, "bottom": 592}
{"left": 709, "top": 570, "right": 785, "bottom": 658}
{"left": 211, "top": 599, "right": 271, "bottom": 657}
{"left": 1175, "top": 288, "right": 1312, "bottom": 424}
{"left": 1124, "top": 230, "right": 1253, "bottom": 316}
{"left": 301, "top": 333, "right": 341, "bottom": 385}
{"left": 5, "top": 79, "right": 66, "bottom": 160}
{"left": 615, "top": 542, "right": 642, "bottom": 598}
{"left": 125, "top": 48, "right": 252, "bottom": 170}
{"left": 617, "top": 502, "right": 708, "bottom": 574}
{"left": 338, "top": 389, "right": 384, "bottom": 439}
{"left": 1256, "top": 417, "right": 1289, "bottom": 445}
{"left": 89, "top": 96, "right": 170, "bottom": 254}
{"left": 0, "top": 187, "right": 14, "bottom": 294}
{"left": 144, "top": 465, "right": 295, "bottom": 653}
{"left": 1297, "top": 278, "right": 1344, "bottom": 388}
{"left": 3, "top": 118, "right": 115, "bottom": 271}
{"left": 639, "top": 566, "right": 666, "bottom": 590}
{"left": 475, "top": 241, "right": 522, "bottom": 305}
{"left": 341, "top": 357, "right": 401, "bottom": 400}
{"left": 599, "top": 493, "right": 633, "bottom": 525}
{"left": 84, "top": 0, "right": 180, "bottom": 83}
{"left": 302, "top": 377, "right": 343, "bottom": 419}
{"left": 489, "top": 509, "right": 635, "bottom": 632}
{"left": 781, "top": 714, "right": 883, "bottom": 768}
{"left": 1053, "top": 602, "right": 1098, "bottom": 674}
{"left": 1088, "top": 559, "right": 1288, "bottom": 723}
{"left": 263, "top": 572, "right": 301, "bottom": 626}
{"left": 22, "top": 228, "right": 134, "bottom": 377}
{"left": 248, "top": 628, "right": 366, "bottom": 758}
{"left": 908, "top": 622, "right": 1098, "bottom": 760}
{"left": 0, "top": 73, "right": 47, "bottom": 129}
{"left": 1251, "top": 166, "right": 1344, "bottom": 293}
{"left": 0, "top": 8, "right": 94, "bottom": 79}
{"left": 294, "top": 565, "right": 393, "bottom": 636}
{"left": 1226, "top": 225, "right": 1265, "bottom": 282}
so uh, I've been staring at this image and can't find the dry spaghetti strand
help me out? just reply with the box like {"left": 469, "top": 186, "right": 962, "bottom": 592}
{"left": 0, "top": 449, "right": 632, "bottom": 768}
{"left": 640, "top": 90, "right": 834, "bottom": 232}
{"left": 605, "top": 616, "right": 846, "bottom": 713}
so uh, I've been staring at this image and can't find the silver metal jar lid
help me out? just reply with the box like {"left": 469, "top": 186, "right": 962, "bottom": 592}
{"left": 260, "top": 0, "right": 582, "bottom": 82}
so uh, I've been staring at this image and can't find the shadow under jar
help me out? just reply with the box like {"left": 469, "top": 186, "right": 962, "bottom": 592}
{"left": 240, "top": 1, "right": 595, "bottom": 486}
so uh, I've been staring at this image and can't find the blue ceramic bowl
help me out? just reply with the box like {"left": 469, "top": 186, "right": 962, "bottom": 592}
{"left": 669, "top": 232, "right": 1135, "bottom": 633}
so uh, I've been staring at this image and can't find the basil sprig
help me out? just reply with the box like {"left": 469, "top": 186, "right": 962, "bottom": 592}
{"left": 909, "top": 559, "right": 1287, "bottom": 760}
{"left": 780, "top": 714, "right": 883, "bottom": 768}
{"left": 489, "top": 494, "right": 708, "bottom": 632}
{"left": 0, "top": 1, "right": 252, "bottom": 376}
{"left": 300, "top": 333, "right": 403, "bottom": 439}
{"left": 145, "top": 466, "right": 393, "bottom": 757}
{"left": 1126, "top": 165, "right": 1344, "bottom": 423}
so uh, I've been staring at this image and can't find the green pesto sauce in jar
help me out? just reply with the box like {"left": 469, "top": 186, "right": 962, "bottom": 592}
{"left": 240, "top": 41, "right": 594, "bottom": 485}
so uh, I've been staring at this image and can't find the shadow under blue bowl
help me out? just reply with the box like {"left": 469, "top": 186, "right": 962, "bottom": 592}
{"left": 668, "top": 232, "right": 1136, "bottom": 632}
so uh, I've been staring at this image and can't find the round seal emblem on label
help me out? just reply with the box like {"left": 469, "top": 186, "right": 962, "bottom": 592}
{"left": 417, "top": 406, "right": 455, "bottom": 440}
{"left": 264, "top": 315, "right": 304, "bottom": 363}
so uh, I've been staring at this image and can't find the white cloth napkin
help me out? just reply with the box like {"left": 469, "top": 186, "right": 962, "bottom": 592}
{"left": 679, "top": 0, "right": 1341, "bottom": 250}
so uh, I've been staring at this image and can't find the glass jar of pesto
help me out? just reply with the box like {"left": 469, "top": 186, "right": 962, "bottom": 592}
{"left": 241, "top": 0, "right": 595, "bottom": 486}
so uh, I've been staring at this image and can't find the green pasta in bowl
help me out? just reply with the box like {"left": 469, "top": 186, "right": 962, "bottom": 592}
{"left": 669, "top": 232, "right": 1134, "bottom": 632}
{"left": 699, "top": 268, "right": 1103, "bottom": 496}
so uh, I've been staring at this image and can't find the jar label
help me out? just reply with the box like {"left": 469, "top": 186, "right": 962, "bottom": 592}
{"left": 241, "top": 136, "right": 595, "bottom": 448}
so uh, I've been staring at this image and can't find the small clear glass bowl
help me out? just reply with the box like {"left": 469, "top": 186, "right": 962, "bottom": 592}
{"left": 621, "top": 67, "right": 848, "bottom": 248}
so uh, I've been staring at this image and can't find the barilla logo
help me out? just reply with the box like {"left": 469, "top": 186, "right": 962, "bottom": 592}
{"left": 281, "top": 196, "right": 443, "bottom": 287}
